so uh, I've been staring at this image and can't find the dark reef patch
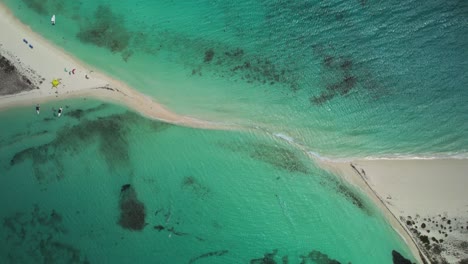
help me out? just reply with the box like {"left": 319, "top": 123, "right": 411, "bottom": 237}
{"left": 181, "top": 176, "right": 210, "bottom": 199}
{"left": 250, "top": 249, "right": 279, "bottom": 264}
{"left": 317, "top": 168, "right": 371, "bottom": 214}
{"left": 300, "top": 250, "right": 341, "bottom": 264}
{"left": 204, "top": 49, "right": 215, "bottom": 63}
{"left": 153, "top": 225, "right": 165, "bottom": 231}
{"left": 167, "top": 226, "right": 188, "bottom": 236}
{"left": 2, "top": 205, "right": 88, "bottom": 263}
{"left": 391, "top": 250, "right": 414, "bottom": 264}
{"left": 77, "top": 5, "right": 132, "bottom": 55}
{"left": 189, "top": 250, "right": 229, "bottom": 264}
{"left": 10, "top": 145, "right": 65, "bottom": 184}
{"left": 67, "top": 103, "right": 109, "bottom": 120}
{"left": 121, "top": 183, "right": 131, "bottom": 192}
{"left": 118, "top": 184, "right": 146, "bottom": 231}
{"left": 191, "top": 44, "right": 299, "bottom": 92}
{"left": 224, "top": 48, "right": 244, "bottom": 58}
{"left": 221, "top": 142, "right": 309, "bottom": 174}
{"left": 9, "top": 111, "right": 171, "bottom": 183}
{"left": 250, "top": 250, "right": 306, "bottom": 264}
{"left": 310, "top": 48, "right": 359, "bottom": 105}
{"left": 153, "top": 25, "right": 302, "bottom": 93}
{"left": 336, "top": 183, "right": 366, "bottom": 211}
{"left": 309, "top": 42, "right": 383, "bottom": 105}
{"left": 20, "top": 0, "right": 48, "bottom": 15}
{"left": 153, "top": 224, "right": 188, "bottom": 236}
{"left": 249, "top": 143, "right": 309, "bottom": 174}
{"left": 256, "top": 0, "right": 385, "bottom": 105}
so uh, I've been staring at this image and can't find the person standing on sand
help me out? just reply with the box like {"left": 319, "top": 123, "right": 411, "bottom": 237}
{"left": 36, "top": 104, "right": 40, "bottom": 114}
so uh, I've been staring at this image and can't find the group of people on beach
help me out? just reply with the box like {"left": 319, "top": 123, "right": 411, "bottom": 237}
{"left": 36, "top": 104, "right": 62, "bottom": 117}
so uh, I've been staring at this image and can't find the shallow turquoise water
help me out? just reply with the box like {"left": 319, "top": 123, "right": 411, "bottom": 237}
{"left": 0, "top": 100, "right": 413, "bottom": 263}
{"left": 3, "top": 0, "right": 468, "bottom": 158}
{"left": 1, "top": 0, "right": 467, "bottom": 263}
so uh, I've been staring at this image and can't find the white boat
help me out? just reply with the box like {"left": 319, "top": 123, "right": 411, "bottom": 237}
{"left": 51, "top": 15, "right": 55, "bottom": 25}
{"left": 58, "top": 107, "right": 62, "bottom": 117}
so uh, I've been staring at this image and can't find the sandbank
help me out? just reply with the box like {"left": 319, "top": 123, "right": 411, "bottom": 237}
{"left": 0, "top": 3, "right": 234, "bottom": 130}
{"left": 318, "top": 158, "right": 468, "bottom": 264}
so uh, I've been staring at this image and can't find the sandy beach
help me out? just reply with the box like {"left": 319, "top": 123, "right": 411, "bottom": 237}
{"left": 0, "top": 4, "right": 235, "bottom": 130}
{"left": 319, "top": 159, "right": 468, "bottom": 263}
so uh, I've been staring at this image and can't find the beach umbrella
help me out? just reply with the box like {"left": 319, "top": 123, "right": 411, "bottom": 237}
{"left": 51, "top": 78, "right": 61, "bottom": 88}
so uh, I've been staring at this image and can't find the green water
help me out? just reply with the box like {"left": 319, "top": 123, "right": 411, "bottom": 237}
{"left": 0, "top": 100, "right": 413, "bottom": 263}
{"left": 2, "top": 0, "right": 467, "bottom": 262}
{"left": 3, "top": 0, "right": 467, "bottom": 158}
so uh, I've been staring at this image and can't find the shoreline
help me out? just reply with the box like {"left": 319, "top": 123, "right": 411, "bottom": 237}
{"left": 316, "top": 158, "right": 468, "bottom": 264}
{"left": 0, "top": 3, "right": 236, "bottom": 130}
{"left": 1, "top": 3, "right": 467, "bottom": 263}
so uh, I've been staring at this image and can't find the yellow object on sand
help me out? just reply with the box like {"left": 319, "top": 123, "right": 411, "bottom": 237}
{"left": 51, "top": 78, "right": 61, "bottom": 88}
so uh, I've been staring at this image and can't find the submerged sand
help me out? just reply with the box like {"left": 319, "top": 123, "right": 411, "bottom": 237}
{"left": 1, "top": 3, "right": 467, "bottom": 264}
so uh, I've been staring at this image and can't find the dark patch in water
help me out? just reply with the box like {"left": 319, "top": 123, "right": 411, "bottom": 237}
{"left": 328, "top": 176, "right": 371, "bottom": 214}
{"left": 154, "top": 27, "right": 300, "bottom": 92}
{"left": 2, "top": 205, "right": 88, "bottom": 263}
{"left": 167, "top": 226, "right": 188, "bottom": 236}
{"left": 77, "top": 5, "right": 132, "bottom": 54}
{"left": 310, "top": 42, "right": 383, "bottom": 105}
{"left": 300, "top": 250, "right": 341, "bottom": 264}
{"left": 182, "top": 176, "right": 210, "bottom": 198}
{"left": 226, "top": 54, "right": 297, "bottom": 91}
{"left": 67, "top": 103, "right": 108, "bottom": 120}
{"left": 249, "top": 144, "right": 309, "bottom": 174}
{"left": 153, "top": 224, "right": 188, "bottom": 236}
{"left": 121, "top": 183, "right": 131, "bottom": 192}
{"left": 10, "top": 146, "right": 65, "bottom": 183}
{"left": 189, "top": 250, "right": 229, "bottom": 264}
{"left": 224, "top": 48, "right": 244, "bottom": 58}
{"left": 204, "top": 49, "right": 215, "bottom": 63}
{"left": 220, "top": 142, "right": 309, "bottom": 174}
{"left": 153, "top": 225, "right": 165, "bottom": 231}
{"left": 118, "top": 184, "right": 146, "bottom": 231}
{"left": 391, "top": 250, "right": 414, "bottom": 264}
{"left": 313, "top": 165, "right": 371, "bottom": 214}
{"left": 250, "top": 249, "right": 278, "bottom": 264}
{"left": 9, "top": 111, "right": 171, "bottom": 183}
{"left": 336, "top": 183, "right": 366, "bottom": 211}
{"left": 21, "top": 0, "right": 48, "bottom": 14}
{"left": 310, "top": 48, "right": 360, "bottom": 104}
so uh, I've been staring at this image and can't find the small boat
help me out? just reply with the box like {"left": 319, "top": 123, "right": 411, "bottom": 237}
{"left": 36, "top": 104, "right": 40, "bottom": 114}
{"left": 51, "top": 15, "right": 55, "bottom": 25}
{"left": 58, "top": 107, "right": 63, "bottom": 117}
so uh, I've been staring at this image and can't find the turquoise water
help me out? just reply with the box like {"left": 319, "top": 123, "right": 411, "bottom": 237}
{"left": 1, "top": 0, "right": 467, "bottom": 263}
{"left": 3, "top": 0, "right": 468, "bottom": 158}
{"left": 0, "top": 100, "right": 413, "bottom": 263}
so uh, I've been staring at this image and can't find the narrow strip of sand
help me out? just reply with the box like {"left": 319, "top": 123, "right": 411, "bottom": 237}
{"left": 0, "top": 4, "right": 235, "bottom": 130}
{"left": 318, "top": 159, "right": 468, "bottom": 264}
